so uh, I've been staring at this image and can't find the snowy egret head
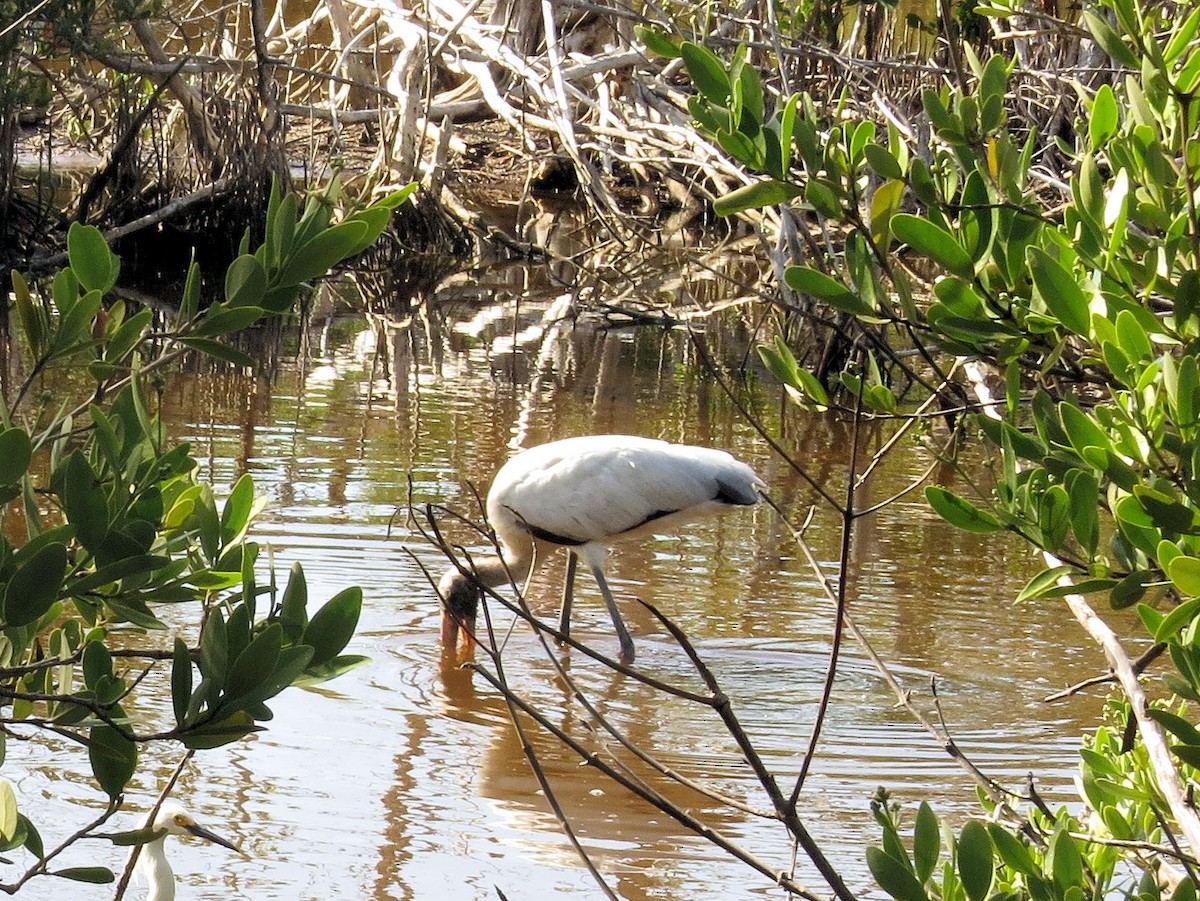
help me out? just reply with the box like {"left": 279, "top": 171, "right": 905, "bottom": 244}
{"left": 134, "top": 801, "right": 241, "bottom": 901}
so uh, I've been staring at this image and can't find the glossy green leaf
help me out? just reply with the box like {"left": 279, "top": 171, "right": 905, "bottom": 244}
{"left": 957, "top": 820, "right": 994, "bottom": 901}
{"left": 0, "top": 428, "right": 32, "bottom": 487}
{"left": 1029, "top": 247, "right": 1090, "bottom": 335}
{"left": 925, "top": 486, "right": 1003, "bottom": 533}
{"left": 1089, "top": 84, "right": 1119, "bottom": 145}
{"left": 172, "top": 638, "right": 193, "bottom": 726}
{"left": 1083, "top": 10, "right": 1139, "bottom": 67}
{"left": 1017, "top": 565, "right": 1078, "bottom": 602}
{"left": 1147, "top": 708, "right": 1200, "bottom": 746}
{"left": 783, "top": 266, "right": 875, "bottom": 317}
{"left": 60, "top": 451, "right": 108, "bottom": 553}
{"left": 280, "top": 562, "right": 309, "bottom": 641}
{"left": 225, "top": 254, "right": 268, "bottom": 307}
{"left": 1047, "top": 825, "right": 1083, "bottom": 890}
{"left": 67, "top": 223, "right": 118, "bottom": 294}
{"left": 193, "top": 305, "right": 265, "bottom": 338}
{"left": 891, "top": 214, "right": 974, "bottom": 279}
{"left": 866, "top": 847, "right": 929, "bottom": 901}
{"left": 912, "top": 802, "right": 940, "bottom": 883}
{"left": 180, "top": 712, "right": 260, "bottom": 750}
{"left": 680, "top": 42, "right": 730, "bottom": 103}
{"left": 1170, "top": 556, "right": 1200, "bottom": 597}
{"left": 713, "top": 179, "right": 802, "bottom": 216}
{"left": 987, "top": 823, "right": 1037, "bottom": 875}
{"left": 278, "top": 221, "right": 369, "bottom": 286}
{"left": 304, "top": 586, "right": 363, "bottom": 667}
{"left": 87, "top": 725, "right": 136, "bottom": 799}
{"left": 50, "top": 867, "right": 115, "bottom": 884}
{"left": 223, "top": 623, "right": 283, "bottom": 707}
{"left": 1110, "top": 570, "right": 1153, "bottom": 609}
{"left": 200, "top": 608, "right": 229, "bottom": 686}
{"left": 220, "top": 473, "right": 257, "bottom": 545}
{"left": 636, "top": 26, "right": 681, "bottom": 58}
{"left": 3, "top": 542, "right": 67, "bottom": 627}
{"left": 0, "top": 780, "right": 16, "bottom": 842}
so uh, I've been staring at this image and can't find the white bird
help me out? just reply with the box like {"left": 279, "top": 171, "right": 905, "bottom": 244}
{"left": 438, "top": 435, "right": 764, "bottom": 662}
{"left": 133, "top": 801, "right": 241, "bottom": 901}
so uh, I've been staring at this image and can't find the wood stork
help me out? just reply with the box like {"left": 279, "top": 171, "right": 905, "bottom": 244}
{"left": 437, "top": 435, "right": 764, "bottom": 662}
{"left": 133, "top": 802, "right": 241, "bottom": 900}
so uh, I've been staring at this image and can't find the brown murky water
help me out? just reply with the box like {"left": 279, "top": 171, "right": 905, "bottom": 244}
{"left": 13, "top": 239, "right": 1117, "bottom": 899}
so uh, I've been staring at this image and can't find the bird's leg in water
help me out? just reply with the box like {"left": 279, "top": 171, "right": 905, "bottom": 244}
{"left": 558, "top": 552, "right": 578, "bottom": 645}
{"left": 590, "top": 564, "right": 636, "bottom": 663}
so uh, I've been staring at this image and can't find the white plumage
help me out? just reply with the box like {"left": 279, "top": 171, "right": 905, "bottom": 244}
{"left": 438, "top": 435, "right": 764, "bottom": 661}
{"left": 133, "top": 802, "right": 240, "bottom": 901}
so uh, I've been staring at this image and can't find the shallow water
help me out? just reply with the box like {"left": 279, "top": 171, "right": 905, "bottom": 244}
{"left": 10, "top": 254, "right": 1119, "bottom": 900}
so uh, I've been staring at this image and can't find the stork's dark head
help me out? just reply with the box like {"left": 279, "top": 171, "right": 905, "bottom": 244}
{"left": 437, "top": 568, "right": 480, "bottom": 655}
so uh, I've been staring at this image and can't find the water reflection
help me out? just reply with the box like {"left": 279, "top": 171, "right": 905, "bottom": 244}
{"left": 8, "top": 241, "right": 1114, "bottom": 899}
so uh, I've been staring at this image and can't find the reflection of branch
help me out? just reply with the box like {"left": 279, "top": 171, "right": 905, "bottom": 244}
{"left": 467, "top": 662, "right": 824, "bottom": 900}
{"left": 765, "top": 491, "right": 1026, "bottom": 823}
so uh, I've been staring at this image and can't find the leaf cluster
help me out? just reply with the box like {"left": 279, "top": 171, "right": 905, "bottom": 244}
{"left": 0, "top": 177, "right": 408, "bottom": 887}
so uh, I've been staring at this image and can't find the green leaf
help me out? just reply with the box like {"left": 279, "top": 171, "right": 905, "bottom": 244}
{"left": 3, "top": 542, "right": 67, "bottom": 627}
{"left": 1110, "top": 570, "right": 1153, "bottom": 609}
{"left": 1089, "top": 84, "right": 1119, "bottom": 145}
{"left": 61, "top": 451, "right": 108, "bottom": 553}
{"left": 180, "top": 712, "right": 260, "bottom": 750}
{"left": 225, "top": 254, "right": 268, "bottom": 307}
{"left": 1028, "top": 247, "right": 1090, "bottom": 336}
{"left": 87, "top": 725, "right": 136, "bottom": 799}
{"left": 713, "top": 180, "right": 803, "bottom": 216}
{"left": 1147, "top": 708, "right": 1200, "bottom": 746}
{"left": 172, "top": 638, "right": 193, "bottom": 726}
{"left": 50, "top": 867, "right": 115, "bottom": 884}
{"left": 220, "top": 473, "right": 257, "bottom": 545}
{"left": 1153, "top": 596, "right": 1200, "bottom": 641}
{"left": 1047, "top": 825, "right": 1083, "bottom": 890}
{"left": 67, "top": 223, "right": 118, "bottom": 294}
{"left": 200, "top": 608, "right": 229, "bottom": 687}
{"left": 866, "top": 847, "right": 929, "bottom": 901}
{"left": 277, "top": 221, "right": 369, "bottom": 286}
{"left": 1170, "top": 556, "right": 1200, "bottom": 597}
{"left": 0, "top": 780, "right": 16, "bottom": 842}
{"left": 912, "top": 802, "right": 940, "bottom": 883}
{"left": 891, "top": 214, "right": 974, "bottom": 279}
{"left": 987, "top": 823, "right": 1037, "bottom": 875}
{"left": 280, "top": 562, "right": 309, "bottom": 641}
{"left": 176, "top": 337, "right": 256, "bottom": 368}
{"left": 680, "top": 42, "right": 730, "bottom": 103}
{"left": 864, "top": 143, "right": 903, "bottom": 179}
{"left": 0, "top": 428, "right": 32, "bottom": 487}
{"left": 1017, "top": 565, "right": 1077, "bottom": 602}
{"left": 304, "top": 587, "right": 362, "bottom": 667}
{"left": 783, "top": 266, "right": 875, "bottom": 317}
{"left": 925, "top": 486, "right": 1003, "bottom": 533}
{"left": 222, "top": 623, "right": 283, "bottom": 708}
{"left": 193, "top": 305, "right": 265, "bottom": 338}
{"left": 636, "top": 26, "right": 681, "bottom": 58}
{"left": 957, "top": 820, "right": 994, "bottom": 901}
{"left": 1083, "top": 10, "right": 1139, "bottom": 67}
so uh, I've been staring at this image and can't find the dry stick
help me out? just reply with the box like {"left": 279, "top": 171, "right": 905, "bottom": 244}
{"left": 788, "top": 371, "right": 865, "bottom": 810}
{"left": 1043, "top": 642, "right": 1167, "bottom": 703}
